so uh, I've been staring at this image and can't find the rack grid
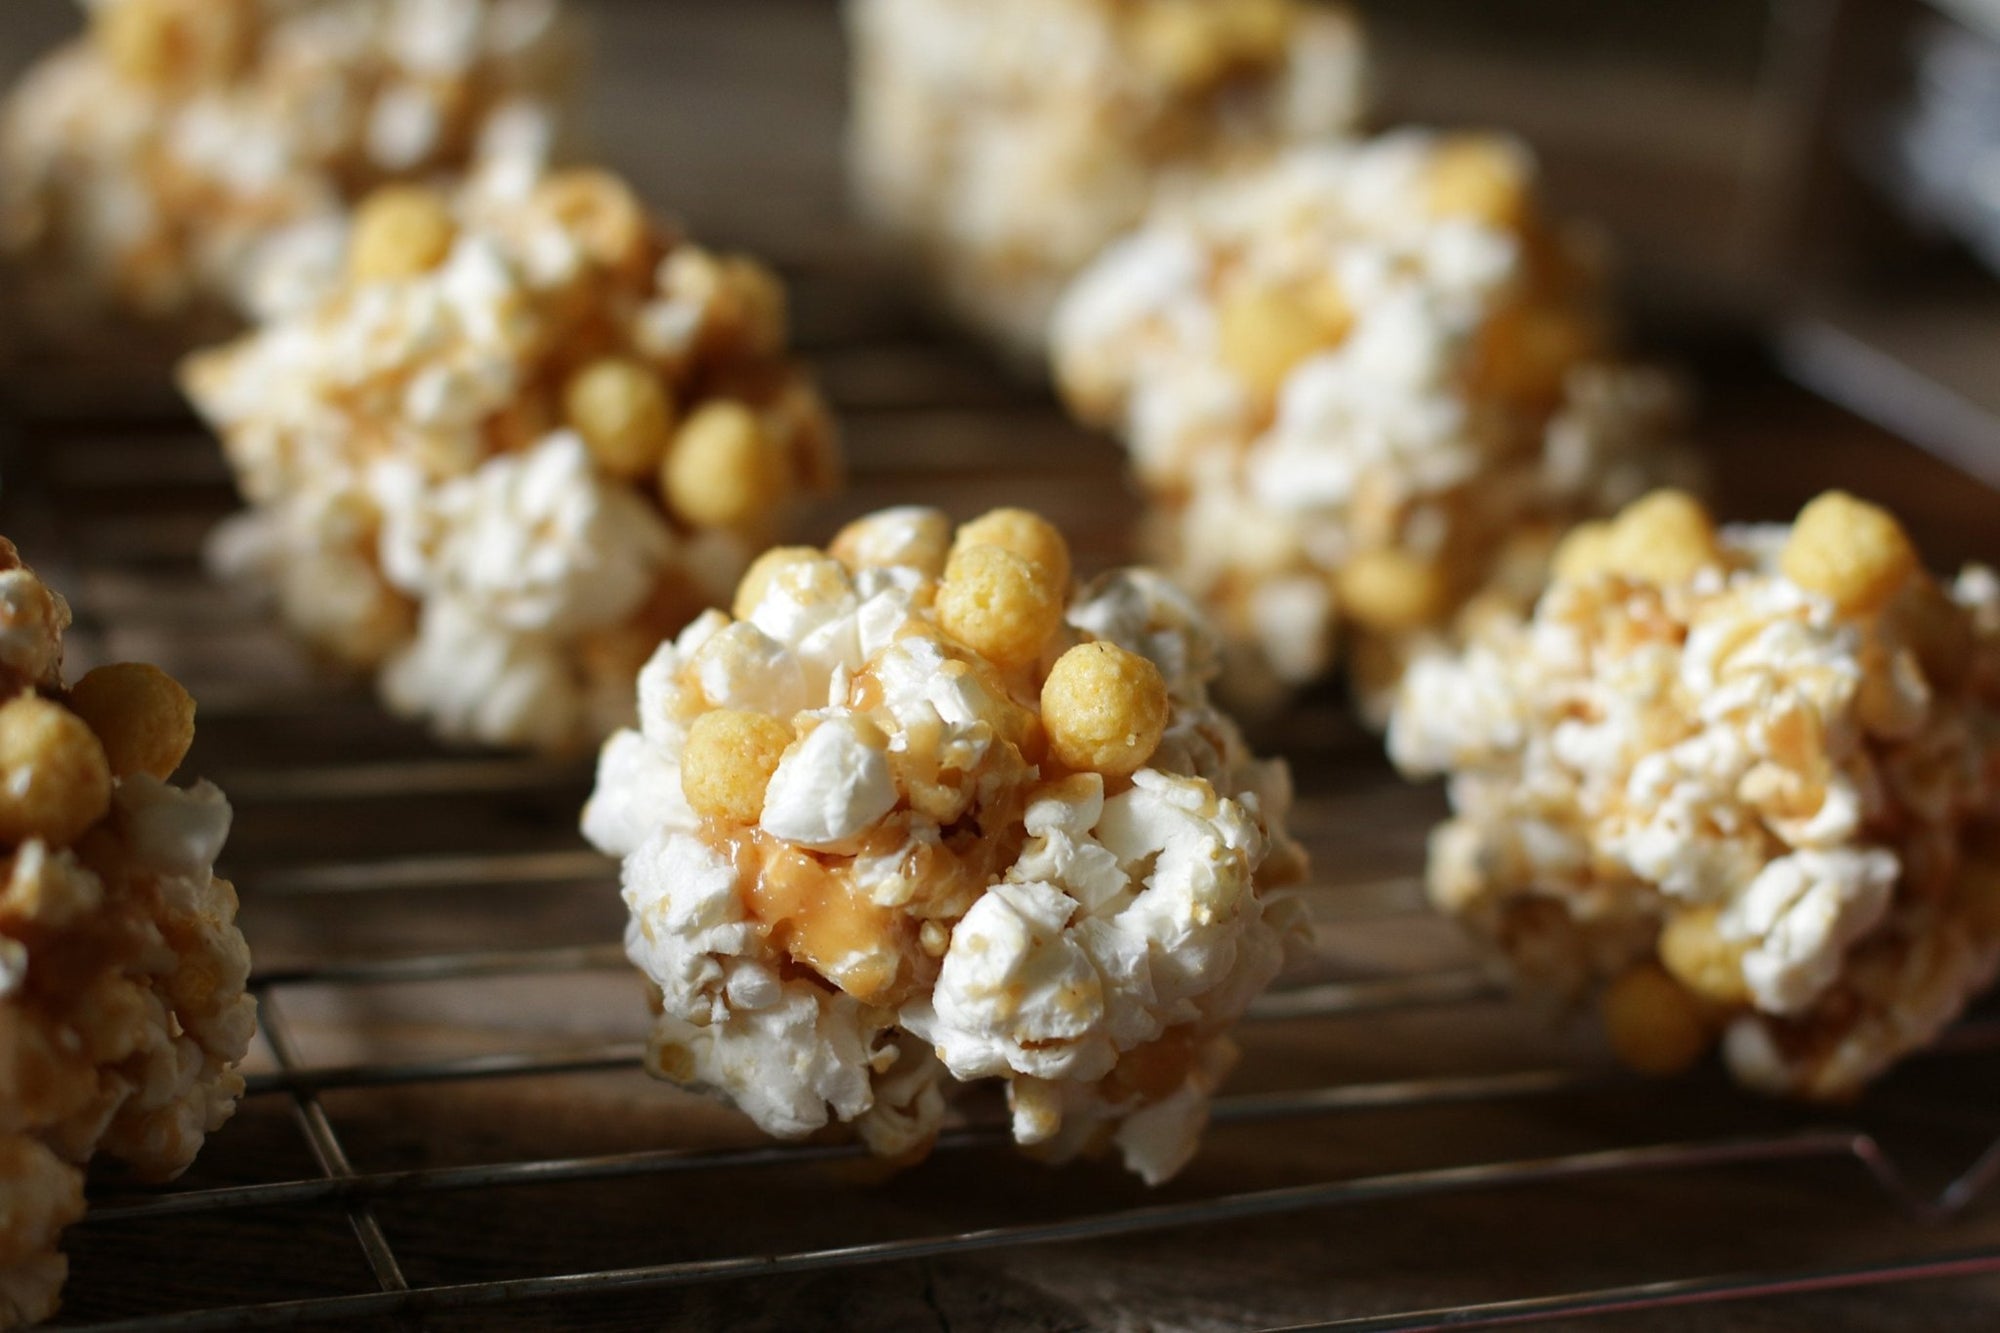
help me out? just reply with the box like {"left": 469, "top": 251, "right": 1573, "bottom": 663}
{"left": 11, "top": 342, "right": 2000, "bottom": 1331}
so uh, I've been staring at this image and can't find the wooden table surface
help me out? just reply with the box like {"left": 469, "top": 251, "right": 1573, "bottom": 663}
{"left": 4, "top": 3, "right": 2000, "bottom": 1330}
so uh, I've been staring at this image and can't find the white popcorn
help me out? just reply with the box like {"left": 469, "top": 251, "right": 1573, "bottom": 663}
{"left": 584, "top": 507, "right": 1306, "bottom": 1182}
{"left": 0, "top": 546, "right": 252, "bottom": 1328}
{"left": 0, "top": 1137, "right": 84, "bottom": 1330}
{"left": 0, "top": 569, "right": 69, "bottom": 699}
{"left": 1391, "top": 490, "right": 2000, "bottom": 1098}
{"left": 760, "top": 717, "right": 899, "bottom": 850}
{"left": 846, "top": 0, "right": 1367, "bottom": 355}
{"left": 1054, "top": 133, "right": 1692, "bottom": 716}
{"left": 1726, "top": 849, "right": 1898, "bottom": 1016}
{"left": 378, "top": 433, "right": 675, "bottom": 635}
{"left": 184, "top": 166, "right": 839, "bottom": 752}
{"left": 0, "top": 0, "right": 574, "bottom": 335}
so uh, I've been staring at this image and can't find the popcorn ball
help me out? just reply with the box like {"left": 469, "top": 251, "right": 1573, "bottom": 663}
{"left": 0, "top": 0, "right": 573, "bottom": 335}
{"left": 182, "top": 167, "right": 840, "bottom": 753}
{"left": 0, "top": 540, "right": 253, "bottom": 1328}
{"left": 583, "top": 506, "right": 1307, "bottom": 1184}
{"left": 1053, "top": 131, "right": 1690, "bottom": 716}
{"left": 846, "top": 0, "right": 1367, "bottom": 354}
{"left": 1389, "top": 490, "right": 2000, "bottom": 1099}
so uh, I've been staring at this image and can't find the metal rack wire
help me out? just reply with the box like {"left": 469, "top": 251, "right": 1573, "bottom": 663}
{"left": 5, "top": 377, "right": 1997, "bottom": 1332}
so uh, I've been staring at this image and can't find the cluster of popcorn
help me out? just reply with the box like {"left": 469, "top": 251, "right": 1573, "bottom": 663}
{"left": 182, "top": 167, "right": 840, "bottom": 752}
{"left": 0, "top": 0, "right": 572, "bottom": 334}
{"left": 0, "top": 540, "right": 253, "bottom": 1328}
{"left": 583, "top": 506, "right": 1307, "bottom": 1183}
{"left": 1390, "top": 490, "right": 2000, "bottom": 1098}
{"left": 846, "top": 0, "right": 1367, "bottom": 355}
{"left": 1054, "top": 131, "right": 1689, "bottom": 716}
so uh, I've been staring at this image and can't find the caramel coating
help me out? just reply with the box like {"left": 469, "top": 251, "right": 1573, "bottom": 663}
{"left": 564, "top": 359, "right": 676, "bottom": 480}
{"left": 68, "top": 663, "right": 196, "bottom": 781}
{"left": 681, "top": 709, "right": 794, "bottom": 825}
{"left": 1474, "top": 303, "right": 1598, "bottom": 408}
{"left": 1041, "top": 642, "right": 1171, "bottom": 776}
{"left": 1959, "top": 858, "right": 2000, "bottom": 937}
{"left": 662, "top": 402, "right": 788, "bottom": 531}
{"left": 1781, "top": 491, "right": 1918, "bottom": 615}
{"left": 949, "top": 509, "right": 1073, "bottom": 594}
{"left": 348, "top": 186, "right": 458, "bottom": 283}
{"left": 1599, "top": 962, "right": 1713, "bottom": 1077}
{"left": 1337, "top": 548, "right": 1450, "bottom": 633}
{"left": 722, "top": 258, "right": 789, "bottom": 358}
{"left": 936, "top": 545, "right": 1066, "bottom": 670}
{"left": 732, "top": 547, "right": 824, "bottom": 621}
{"left": 0, "top": 695, "right": 113, "bottom": 847}
{"left": 1217, "top": 284, "right": 1350, "bottom": 401}
{"left": 1891, "top": 574, "right": 1975, "bottom": 693}
{"left": 1129, "top": 0, "right": 1292, "bottom": 90}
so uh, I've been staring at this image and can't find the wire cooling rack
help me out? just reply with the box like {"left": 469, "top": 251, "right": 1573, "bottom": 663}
{"left": 9, "top": 308, "right": 2000, "bottom": 1332}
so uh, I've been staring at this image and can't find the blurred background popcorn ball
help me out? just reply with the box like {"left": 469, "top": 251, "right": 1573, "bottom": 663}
{"left": 0, "top": 0, "right": 575, "bottom": 338}
{"left": 845, "top": 0, "right": 1367, "bottom": 356}
{"left": 582, "top": 505, "right": 1308, "bottom": 1184}
{"left": 0, "top": 538, "right": 252, "bottom": 1328}
{"left": 181, "top": 166, "right": 840, "bottom": 754}
{"left": 1388, "top": 490, "right": 2000, "bottom": 1099}
{"left": 1053, "top": 130, "right": 1693, "bottom": 718}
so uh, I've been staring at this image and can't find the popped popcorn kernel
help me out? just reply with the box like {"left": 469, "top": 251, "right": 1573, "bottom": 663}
{"left": 0, "top": 543, "right": 251, "bottom": 1328}
{"left": 682, "top": 710, "right": 794, "bottom": 826}
{"left": 347, "top": 184, "right": 458, "bottom": 283}
{"left": 0, "top": 697, "right": 112, "bottom": 850}
{"left": 1042, "top": 642, "right": 1170, "bottom": 776}
{"left": 3, "top": 0, "right": 577, "bottom": 331}
{"left": 566, "top": 358, "right": 677, "bottom": 481}
{"left": 1392, "top": 494, "right": 2000, "bottom": 1098}
{"left": 1053, "top": 132, "right": 1691, "bottom": 718}
{"left": 949, "top": 509, "right": 1073, "bottom": 594}
{"left": 831, "top": 507, "right": 952, "bottom": 578}
{"left": 183, "top": 164, "right": 839, "bottom": 753}
{"left": 846, "top": 0, "right": 1367, "bottom": 354}
{"left": 936, "top": 545, "right": 1065, "bottom": 670}
{"left": 1782, "top": 491, "right": 1918, "bottom": 615}
{"left": 583, "top": 504, "right": 1305, "bottom": 1184}
{"left": 0, "top": 1136, "right": 82, "bottom": 1328}
{"left": 662, "top": 402, "right": 788, "bottom": 533}
{"left": 68, "top": 662, "right": 196, "bottom": 781}
{"left": 1600, "top": 963, "right": 1713, "bottom": 1077}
